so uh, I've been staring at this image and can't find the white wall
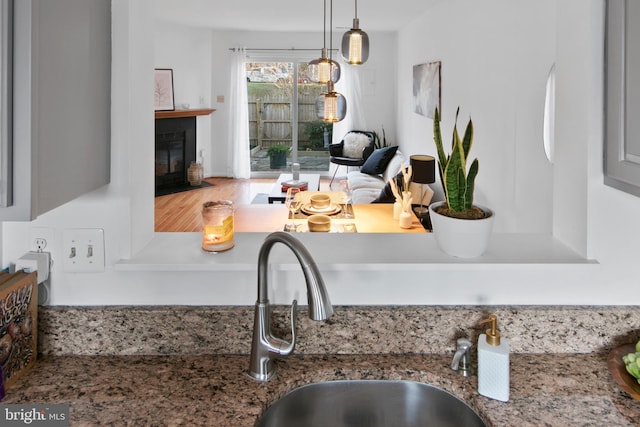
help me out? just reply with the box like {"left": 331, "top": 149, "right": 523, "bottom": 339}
{"left": 553, "top": 0, "right": 596, "bottom": 257}
{"left": 397, "top": 0, "right": 556, "bottom": 234}
{"left": 5, "top": 0, "right": 640, "bottom": 307}
{"left": 154, "top": 25, "right": 213, "bottom": 175}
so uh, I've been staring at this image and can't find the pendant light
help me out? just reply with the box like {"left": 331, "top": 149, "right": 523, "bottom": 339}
{"left": 315, "top": 81, "right": 346, "bottom": 123}
{"left": 315, "top": 0, "right": 346, "bottom": 122}
{"left": 307, "top": 0, "right": 340, "bottom": 84}
{"left": 341, "top": 0, "right": 369, "bottom": 65}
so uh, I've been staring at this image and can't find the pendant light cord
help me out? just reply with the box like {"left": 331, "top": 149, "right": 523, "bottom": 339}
{"left": 329, "top": 0, "right": 333, "bottom": 61}
{"left": 323, "top": 0, "right": 327, "bottom": 50}
{"left": 355, "top": 0, "right": 358, "bottom": 19}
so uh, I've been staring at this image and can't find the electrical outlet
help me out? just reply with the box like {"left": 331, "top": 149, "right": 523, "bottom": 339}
{"left": 30, "top": 227, "right": 55, "bottom": 252}
{"left": 62, "top": 228, "right": 105, "bottom": 273}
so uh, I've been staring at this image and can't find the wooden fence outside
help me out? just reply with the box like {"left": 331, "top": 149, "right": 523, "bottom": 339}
{"left": 248, "top": 92, "right": 329, "bottom": 151}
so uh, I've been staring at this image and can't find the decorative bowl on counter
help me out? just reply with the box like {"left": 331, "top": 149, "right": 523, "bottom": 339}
{"left": 608, "top": 343, "right": 640, "bottom": 400}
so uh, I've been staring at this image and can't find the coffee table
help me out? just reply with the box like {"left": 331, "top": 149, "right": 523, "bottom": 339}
{"left": 268, "top": 173, "right": 321, "bottom": 203}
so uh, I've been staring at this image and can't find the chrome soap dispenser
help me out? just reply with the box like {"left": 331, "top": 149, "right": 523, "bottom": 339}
{"left": 477, "top": 314, "right": 510, "bottom": 402}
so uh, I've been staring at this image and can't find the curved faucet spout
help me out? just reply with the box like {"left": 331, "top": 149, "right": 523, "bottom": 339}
{"left": 257, "top": 231, "right": 333, "bottom": 320}
{"left": 249, "top": 232, "right": 334, "bottom": 381}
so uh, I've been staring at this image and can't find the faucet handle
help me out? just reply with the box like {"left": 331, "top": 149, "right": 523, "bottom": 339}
{"left": 278, "top": 300, "right": 298, "bottom": 357}
{"left": 455, "top": 337, "right": 472, "bottom": 352}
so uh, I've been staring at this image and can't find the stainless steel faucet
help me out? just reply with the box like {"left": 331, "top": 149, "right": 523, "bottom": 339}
{"left": 451, "top": 337, "right": 473, "bottom": 377}
{"left": 249, "top": 232, "right": 334, "bottom": 381}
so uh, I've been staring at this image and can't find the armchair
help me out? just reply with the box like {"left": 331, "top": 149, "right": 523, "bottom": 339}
{"left": 329, "top": 130, "right": 376, "bottom": 185}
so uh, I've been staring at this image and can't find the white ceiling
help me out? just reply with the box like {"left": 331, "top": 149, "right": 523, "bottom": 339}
{"left": 153, "top": 0, "right": 436, "bottom": 32}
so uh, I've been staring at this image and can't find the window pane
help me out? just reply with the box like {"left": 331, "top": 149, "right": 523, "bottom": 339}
{"left": 248, "top": 61, "right": 329, "bottom": 174}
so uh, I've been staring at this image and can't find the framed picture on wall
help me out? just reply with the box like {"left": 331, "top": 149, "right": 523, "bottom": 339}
{"left": 154, "top": 68, "right": 175, "bottom": 111}
{"left": 413, "top": 61, "right": 441, "bottom": 119}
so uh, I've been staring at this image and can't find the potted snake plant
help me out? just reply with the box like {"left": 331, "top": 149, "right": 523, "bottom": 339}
{"left": 428, "top": 107, "right": 494, "bottom": 257}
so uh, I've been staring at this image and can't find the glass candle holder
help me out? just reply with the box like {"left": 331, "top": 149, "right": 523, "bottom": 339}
{"left": 201, "top": 200, "right": 234, "bottom": 252}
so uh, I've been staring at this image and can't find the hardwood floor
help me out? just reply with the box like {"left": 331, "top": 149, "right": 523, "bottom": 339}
{"left": 154, "top": 176, "right": 334, "bottom": 232}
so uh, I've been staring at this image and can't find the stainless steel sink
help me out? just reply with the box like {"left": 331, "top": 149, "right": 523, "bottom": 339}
{"left": 256, "top": 380, "right": 487, "bottom": 427}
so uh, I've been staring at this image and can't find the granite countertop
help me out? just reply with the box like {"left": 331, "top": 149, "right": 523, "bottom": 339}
{"left": 3, "top": 353, "right": 640, "bottom": 426}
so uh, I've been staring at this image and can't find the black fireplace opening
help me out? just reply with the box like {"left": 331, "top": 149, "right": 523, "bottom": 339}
{"left": 155, "top": 117, "right": 196, "bottom": 195}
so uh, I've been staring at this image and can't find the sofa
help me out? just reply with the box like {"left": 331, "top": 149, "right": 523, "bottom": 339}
{"left": 347, "top": 146, "right": 435, "bottom": 205}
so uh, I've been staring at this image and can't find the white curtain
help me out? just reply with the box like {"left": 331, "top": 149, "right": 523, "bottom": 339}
{"left": 332, "top": 61, "right": 367, "bottom": 143}
{"left": 227, "top": 47, "right": 251, "bottom": 178}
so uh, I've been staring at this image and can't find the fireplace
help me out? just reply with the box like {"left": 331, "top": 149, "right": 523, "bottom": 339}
{"left": 155, "top": 117, "right": 196, "bottom": 195}
{"left": 154, "top": 108, "right": 215, "bottom": 196}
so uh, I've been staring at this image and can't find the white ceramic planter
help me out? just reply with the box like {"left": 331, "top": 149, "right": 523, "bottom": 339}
{"left": 428, "top": 201, "right": 495, "bottom": 258}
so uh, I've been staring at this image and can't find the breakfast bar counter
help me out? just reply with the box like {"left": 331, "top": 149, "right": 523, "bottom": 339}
{"left": 235, "top": 203, "right": 426, "bottom": 233}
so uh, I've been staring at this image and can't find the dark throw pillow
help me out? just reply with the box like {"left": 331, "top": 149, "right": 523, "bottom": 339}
{"left": 361, "top": 146, "right": 398, "bottom": 175}
{"left": 372, "top": 171, "right": 406, "bottom": 203}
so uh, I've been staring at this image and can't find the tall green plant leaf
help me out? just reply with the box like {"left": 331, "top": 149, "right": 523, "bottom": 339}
{"left": 433, "top": 110, "right": 447, "bottom": 168}
{"left": 449, "top": 166, "right": 468, "bottom": 212}
{"left": 462, "top": 118, "right": 474, "bottom": 160}
{"left": 433, "top": 107, "right": 448, "bottom": 199}
{"left": 444, "top": 130, "right": 468, "bottom": 211}
{"left": 452, "top": 108, "right": 465, "bottom": 168}
{"left": 451, "top": 122, "right": 467, "bottom": 174}
{"left": 464, "top": 158, "right": 479, "bottom": 209}
{"left": 432, "top": 106, "right": 478, "bottom": 214}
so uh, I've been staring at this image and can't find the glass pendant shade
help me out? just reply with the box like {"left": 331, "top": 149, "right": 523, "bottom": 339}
{"left": 341, "top": 19, "right": 369, "bottom": 64}
{"left": 315, "top": 82, "right": 347, "bottom": 123}
{"left": 307, "top": 48, "right": 341, "bottom": 84}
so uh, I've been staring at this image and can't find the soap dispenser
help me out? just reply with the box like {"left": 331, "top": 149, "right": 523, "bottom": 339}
{"left": 477, "top": 314, "right": 510, "bottom": 402}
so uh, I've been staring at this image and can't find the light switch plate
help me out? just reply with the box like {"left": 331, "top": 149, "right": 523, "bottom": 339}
{"left": 62, "top": 228, "right": 105, "bottom": 273}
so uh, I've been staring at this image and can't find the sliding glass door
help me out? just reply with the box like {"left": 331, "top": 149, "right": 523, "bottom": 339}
{"left": 246, "top": 60, "right": 331, "bottom": 175}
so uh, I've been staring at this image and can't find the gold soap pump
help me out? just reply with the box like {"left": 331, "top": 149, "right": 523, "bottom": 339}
{"left": 480, "top": 314, "right": 501, "bottom": 346}
{"left": 477, "top": 313, "right": 510, "bottom": 402}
